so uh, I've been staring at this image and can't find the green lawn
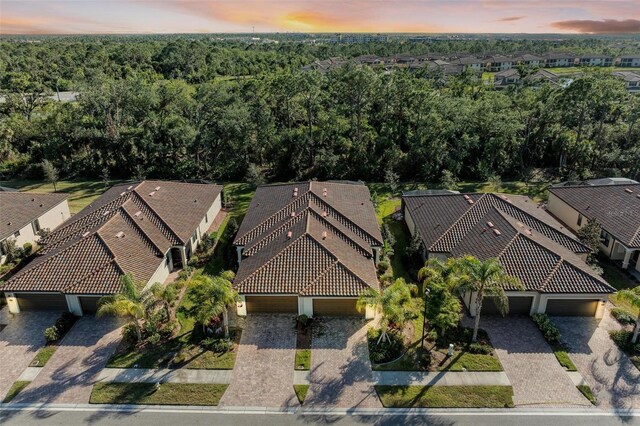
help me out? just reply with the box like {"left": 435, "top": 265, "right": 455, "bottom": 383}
{"left": 375, "top": 385, "right": 514, "bottom": 408}
{"left": 439, "top": 352, "right": 503, "bottom": 372}
{"left": 552, "top": 345, "right": 577, "bottom": 371}
{"left": 3, "top": 381, "right": 30, "bottom": 403}
{"left": 90, "top": 383, "right": 227, "bottom": 406}
{"left": 577, "top": 385, "right": 597, "bottom": 405}
{"left": 294, "top": 385, "right": 309, "bottom": 405}
{"left": 295, "top": 349, "right": 311, "bottom": 370}
{"left": 30, "top": 346, "right": 57, "bottom": 367}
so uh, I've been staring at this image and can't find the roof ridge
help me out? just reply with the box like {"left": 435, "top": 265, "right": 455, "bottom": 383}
{"left": 130, "top": 191, "right": 182, "bottom": 245}
{"left": 118, "top": 207, "right": 164, "bottom": 256}
{"left": 299, "top": 259, "right": 341, "bottom": 295}
{"left": 305, "top": 232, "right": 373, "bottom": 285}
{"left": 539, "top": 258, "right": 564, "bottom": 292}
{"left": 308, "top": 208, "right": 372, "bottom": 257}
{"left": 429, "top": 193, "right": 489, "bottom": 251}
{"left": 243, "top": 208, "right": 309, "bottom": 256}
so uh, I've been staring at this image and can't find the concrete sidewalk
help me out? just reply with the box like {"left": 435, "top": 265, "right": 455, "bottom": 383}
{"left": 295, "top": 370, "right": 510, "bottom": 387}
{"left": 96, "top": 368, "right": 232, "bottom": 384}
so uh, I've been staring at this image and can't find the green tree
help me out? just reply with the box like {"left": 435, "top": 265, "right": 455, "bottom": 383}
{"left": 576, "top": 218, "right": 602, "bottom": 265}
{"left": 453, "top": 256, "right": 523, "bottom": 342}
{"left": 357, "top": 278, "right": 416, "bottom": 344}
{"left": 97, "top": 274, "right": 150, "bottom": 342}
{"left": 188, "top": 271, "right": 239, "bottom": 337}
{"left": 42, "top": 160, "right": 59, "bottom": 192}
{"left": 617, "top": 286, "right": 640, "bottom": 343}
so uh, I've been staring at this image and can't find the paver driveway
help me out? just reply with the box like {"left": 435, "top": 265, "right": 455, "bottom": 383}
{"left": 0, "top": 310, "right": 59, "bottom": 401}
{"left": 552, "top": 309, "right": 640, "bottom": 410}
{"left": 220, "top": 314, "right": 298, "bottom": 408}
{"left": 13, "top": 316, "right": 121, "bottom": 404}
{"left": 482, "top": 316, "right": 589, "bottom": 407}
{"left": 305, "top": 318, "right": 381, "bottom": 409}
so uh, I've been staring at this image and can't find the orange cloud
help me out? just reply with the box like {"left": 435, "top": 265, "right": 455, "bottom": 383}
{"left": 498, "top": 16, "right": 525, "bottom": 22}
{"left": 551, "top": 19, "right": 640, "bottom": 33}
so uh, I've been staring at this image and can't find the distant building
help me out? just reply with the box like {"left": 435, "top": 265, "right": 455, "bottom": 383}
{"left": 613, "top": 71, "right": 640, "bottom": 93}
{"left": 578, "top": 54, "right": 613, "bottom": 67}
{"left": 494, "top": 69, "right": 560, "bottom": 89}
{"left": 330, "top": 34, "right": 388, "bottom": 43}
{"left": 487, "top": 55, "right": 515, "bottom": 72}
{"left": 544, "top": 53, "right": 576, "bottom": 68}
{"left": 454, "top": 56, "right": 486, "bottom": 72}
{"left": 518, "top": 54, "right": 544, "bottom": 67}
{"left": 619, "top": 55, "right": 640, "bottom": 68}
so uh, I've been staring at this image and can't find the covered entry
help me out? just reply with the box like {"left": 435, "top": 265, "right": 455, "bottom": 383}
{"left": 245, "top": 295, "right": 298, "bottom": 313}
{"left": 15, "top": 293, "right": 67, "bottom": 311}
{"left": 482, "top": 296, "right": 534, "bottom": 316}
{"left": 545, "top": 299, "right": 599, "bottom": 316}
{"left": 313, "top": 298, "right": 360, "bottom": 316}
{"left": 79, "top": 296, "right": 103, "bottom": 315}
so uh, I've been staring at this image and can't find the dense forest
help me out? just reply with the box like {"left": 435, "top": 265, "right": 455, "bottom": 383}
{"left": 0, "top": 37, "right": 639, "bottom": 184}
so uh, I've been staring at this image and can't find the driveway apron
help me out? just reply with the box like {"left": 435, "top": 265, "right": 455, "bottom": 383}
{"left": 12, "top": 316, "right": 121, "bottom": 404}
{"left": 219, "top": 314, "right": 298, "bottom": 408}
{"left": 305, "top": 317, "right": 381, "bottom": 409}
{"left": 0, "top": 310, "right": 59, "bottom": 400}
{"left": 552, "top": 310, "right": 640, "bottom": 410}
{"left": 482, "top": 316, "right": 589, "bottom": 407}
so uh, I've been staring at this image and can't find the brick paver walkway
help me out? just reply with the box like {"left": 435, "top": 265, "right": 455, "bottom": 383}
{"left": 0, "top": 310, "right": 59, "bottom": 400}
{"left": 219, "top": 314, "right": 298, "bottom": 408}
{"left": 552, "top": 308, "right": 640, "bottom": 410}
{"left": 13, "top": 316, "right": 121, "bottom": 404}
{"left": 305, "top": 318, "right": 382, "bottom": 409}
{"left": 482, "top": 316, "right": 590, "bottom": 407}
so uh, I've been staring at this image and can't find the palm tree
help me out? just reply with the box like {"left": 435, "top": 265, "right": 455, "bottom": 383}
{"left": 97, "top": 274, "right": 149, "bottom": 342}
{"left": 188, "top": 271, "right": 239, "bottom": 338}
{"left": 357, "top": 278, "right": 415, "bottom": 344}
{"left": 149, "top": 282, "right": 179, "bottom": 321}
{"left": 617, "top": 286, "right": 640, "bottom": 343}
{"left": 453, "top": 256, "right": 523, "bottom": 342}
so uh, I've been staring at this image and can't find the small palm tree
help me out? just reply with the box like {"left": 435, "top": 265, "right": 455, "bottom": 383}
{"left": 188, "top": 271, "right": 239, "bottom": 338}
{"left": 453, "top": 256, "right": 523, "bottom": 342}
{"left": 618, "top": 286, "right": 640, "bottom": 343}
{"left": 97, "top": 274, "right": 149, "bottom": 342}
{"left": 358, "top": 278, "right": 415, "bottom": 344}
{"left": 149, "top": 282, "right": 179, "bottom": 321}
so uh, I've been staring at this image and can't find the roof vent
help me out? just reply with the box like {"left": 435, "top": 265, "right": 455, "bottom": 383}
{"left": 463, "top": 195, "right": 470, "bottom": 200}
{"left": 322, "top": 188, "right": 328, "bottom": 196}
{"left": 625, "top": 188, "right": 633, "bottom": 194}
{"left": 467, "top": 199, "right": 474, "bottom": 205}
{"left": 322, "top": 231, "right": 328, "bottom": 239}
{"left": 149, "top": 191, "right": 155, "bottom": 196}
{"left": 82, "top": 231, "right": 90, "bottom": 238}
{"left": 40, "top": 204, "right": 44, "bottom": 207}
{"left": 127, "top": 185, "right": 133, "bottom": 190}
{"left": 116, "top": 231, "right": 125, "bottom": 238}
{"left": 155, "top": 186, "right": 161, "bottom": 191}
{"left": 293, "top": 187, "right": 299, "bottom": 197}
{"left": 516, "top": 221, "right": 524, "bottom": 228}
{"left": 134, "top": 211, "right": 142, "bottom": 217}
{"left": 120, "top": 192, "right": 126, "bottom": 196}
{"left": 487, "top": 221, "right": 494, "bottom": 228}
{"left": 322, "top": 211, "right": 328, "bottom": 217}
{"left": 525, "top": 229, "right": 532, "bottom": 236}
{"left": 291, "top": 211, "right": 296, "bottom": 217}
{"left": 103, "top": 210, "right": 110, "bottom": 216}
{"left": 287, "top": 231, "right": 293, "bottom": 239}
{"left": 493, "top": 228, "right": 502, "bottom": 236}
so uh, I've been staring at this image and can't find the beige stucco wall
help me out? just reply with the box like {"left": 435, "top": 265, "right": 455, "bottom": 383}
{"left": 145, "top": 250, "right": 172, "bottom": 289}
{"left": 547, "top": 193, "right": 581, "bottom": 233}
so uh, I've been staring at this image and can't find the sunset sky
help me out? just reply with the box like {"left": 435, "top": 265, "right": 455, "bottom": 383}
{"left": 1, "top": 0, "right": 639, "bottom": 35}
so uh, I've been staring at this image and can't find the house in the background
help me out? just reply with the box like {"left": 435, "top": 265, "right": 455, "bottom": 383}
{"left": 578, "top": 54, "right": 613, "bottom": 67}
{"left": 517, "top": 54, "right": 544, "bottom": 67}
{"left": 618, "top": 55, "right": 640, "bottom": 68}
{"left": 494, "top": 69, "right": 559, "bottom": 89}
{"left": 547, "top": 182, "right": 640, "bottom": 275}
{"left": 544, "top": 53, "right": 576, "bottom": 68}
{"left": 1, "top": 180, "right": 222, "bottom": 315}
{"left": 613, "top": 71, "right": 640, "bottom": 93}
{"left": 487, "top": 55, "right": 515, "bottom": 72}
{"left": 454, "top": 56, "right": 486, "bottom": 72}
{"left": 1, "top": 192, "right": 70, "bottom": 264}
{"left": 232, "top": 181, "right": 382, "bottom": 318}
{"left": 403, "top": 192, "right": 614, "bottom": 318}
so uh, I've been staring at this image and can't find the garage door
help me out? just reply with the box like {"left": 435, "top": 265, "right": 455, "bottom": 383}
{"left": 482, "top": 296, "right": 533, "bottom": 316}
{"left": 313, "top": 299, "right": 361, "bottom": 316}
{"left": 16, "top": 293, "right": 67, "bottom": 311}
{"left": 245, "top": 296, "right": 298, "bottom": 313}
{"left": 545, "top": 299, "right": 599, "bottom": 316}
{"left": 79, "top": 297, "right": 103, "bottom": 315}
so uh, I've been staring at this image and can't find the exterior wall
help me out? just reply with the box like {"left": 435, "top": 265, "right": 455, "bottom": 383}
{"left": 236, "top": 295, "right": 247, "bottom": 316}
{"left": 4, "top": 292, "right": 20, "bottom": 314}
{"left": 65, "top": 295, "right": 82, "bottom": 316}
{"left": 620, "top": 58, "right": 640, "bottom": 67}
{"left": 610, "top": 241, "right": 627, "bottom": 261}
{"left": 546, "top": 193, "right": 582, "bottom": 233}
{"left": 536, "top": 294, "right": 607, "bottom": 319}
{"left": 145, "top": 251, "right": 172, "bottom": 289}
{"left": 404, "top": 205, "right": 417, "bottom": 237}
{"left": 195, "top": 193, "right": 222, "bottom": 243}
{"left": 636, "top": 254, "right": 640, "bottom": 273}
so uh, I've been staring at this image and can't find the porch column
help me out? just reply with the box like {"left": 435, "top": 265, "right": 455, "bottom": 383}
{"left": 5, "top": 293, "right": 20, "bottom": 314}
{"left": 180, "top": 246, "right": 187, "bottom": 266}
{"left": 236, "top": 246, "right": 244, "bottom": 265}
{"left": 622, "top": 249, "right": 633, "bottom": 269}
{"left": 237, "top": 295, "right": 247, "bottom": 317}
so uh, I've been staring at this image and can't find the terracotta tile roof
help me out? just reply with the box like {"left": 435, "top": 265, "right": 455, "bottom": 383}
{"left": 0, "top": 192, "right": 68, "bottom": 240}
{"left": 2, "top": 180, "right": 222, "bottom": 295}
{"left": 234, "top": 181, "right": 381, "bottom": 297}
{"left": 549, "top": 183, "right": 640, "bottom": 248}
{"left": 404, "top": 192, "right": 614, "bottom": 295}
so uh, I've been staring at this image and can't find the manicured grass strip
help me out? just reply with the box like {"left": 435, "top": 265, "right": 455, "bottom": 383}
{"left": 439, "top": 353, "right": 503, "bottom": 372}
{"left": 90, "top": 383, "right": 227, "bottom": 406}
{"left": 294, "top": 385, "right": 309, "bottom": 405}
{"left": 577, "top": 385, "right": 596, "bottom": 405}
{"left": 552, "top": 346, "right": 577, "bottom": 371}
{"left": 31, "top": 346, "right": 57, "bottom": 367}
{"left": 375, "top": 385, "right": 514, "bottom": 408}
{"left": 3, "top": 381, "right": 30, "bottom": 403}
{"left": 295, "top": 349, "right": 311, "bottom": 370}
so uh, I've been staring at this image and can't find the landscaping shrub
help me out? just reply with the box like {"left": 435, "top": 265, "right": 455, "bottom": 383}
{"left": 200, "top": 233, "right": 216, "bottom": 252}
{"left": 44, "top": 312, "right": 77, "bottom": 343}
{"left": 44, "top": 326, "right": 59, "bottom": 343}
{"left": 296, "top": 314, "right": 311, "bottom": 329}
{"left": 468, "top": 343, "right": 493, "bottom": 355}
{"left": 121, "top": 323, "right": 139, "bottom": 345}
{"left": 378, "top": 260, "right": 390, "bottom": 273}
{"left": 22, "top": 242, "right": 33, "bottom": 256}
{"left": 532, "top": 313, "right": 561, "bottom": 343}
{"left": 187, "top": 255, "right": 199, "bottom": 267}
{"left": 611, "top": 308, "right": 636, "bottom": 326}
{"left": 609, "top": 330, "right": 635, "bottom": 353}
{"left": 201, "top": 337, "right": 232, "bottom": 353}
{"left": 367, "top": 328, "right": 404, "bottom": 364}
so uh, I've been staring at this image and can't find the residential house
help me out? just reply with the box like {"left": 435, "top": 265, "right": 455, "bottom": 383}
{"left": 354, "top": 55, "right": 385, "bottom": 66}
{"left": 578, "top": 54, "right": 613, "bottom": 67}
{"left": 403, "top": 192, "right": 614, "bottom": 318}
{"left": 493, "top": 69, "right": 559, "bottom": 89}
{"left": 544, "top": 53, "right": 576, "bottom": 68}
{"left": 1, "top": 180, "right": 222, "bottom": 315}
{"left": 518, "top": 54, "right": 543, "bottom": 67}
{"left": 547, "top": 182, "right": 640, "bottom": 275}
{"left": 487, "top": 55, "right": 515, "bottom": 72}
{"left": 232, "top": 181, "right": 383, "bottom": 318}
{"left": 454, "top": 56, "right": 485, "bottom": 72}
{"left": 619, "top": 55, "right": 640, "bottom": 68}
{"left": 613, "top": 71, "right": 640, "bottom": 93}
{"left": 1, "top": 192, "right": 70, "bottom": 264}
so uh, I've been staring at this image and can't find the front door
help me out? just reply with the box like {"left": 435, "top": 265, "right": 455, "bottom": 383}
{"left": 170, "top": 247, "right": 182, "bottom": 270}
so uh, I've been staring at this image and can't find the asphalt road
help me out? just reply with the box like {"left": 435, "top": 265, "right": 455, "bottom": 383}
{"left": 0, "top": 408, "right": 638, "bottom": 426}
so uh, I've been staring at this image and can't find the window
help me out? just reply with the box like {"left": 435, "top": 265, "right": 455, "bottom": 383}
{"left": 14, "top": 230, "right": 20, "bottom": 238}
{"left": 32, "top": 219, "right": 41, "bottom": 233}
{"left": 205, "top": 214, "right": 208, "bottom": 223}
{"left": 600, "top": 230, "right": 611, "bottom": 247}
{"left": 577, "top": 214, "right": 583, "bottom": 227}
